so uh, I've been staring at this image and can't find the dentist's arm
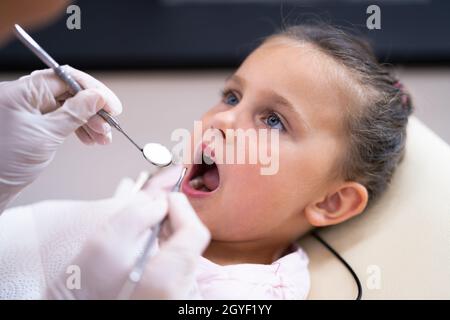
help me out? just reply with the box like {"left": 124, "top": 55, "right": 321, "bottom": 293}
{"left": 46, "top": 192, "right": 210, "bottom": 300}
{"left": 0, "top": 66, "right": 122, "bottom": 213}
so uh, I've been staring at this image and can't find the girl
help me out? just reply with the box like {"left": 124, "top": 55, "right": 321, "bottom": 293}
{"left": 146, "top": 23, "right": 413, "bottom": 299}
{"left": 0, "top": 23, "right": 413, "bottom": 300}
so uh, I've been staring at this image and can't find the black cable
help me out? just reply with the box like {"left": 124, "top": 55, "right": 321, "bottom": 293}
{"left": 311, "top": 231, "right": 362, "bottom": 300}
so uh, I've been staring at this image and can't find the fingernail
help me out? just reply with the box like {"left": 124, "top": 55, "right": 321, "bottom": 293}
{"left": 102, "top": 122, "right": 111, "bottom": 134}
{"left": 105, "top": 131, "right": 112, "bottom": 143}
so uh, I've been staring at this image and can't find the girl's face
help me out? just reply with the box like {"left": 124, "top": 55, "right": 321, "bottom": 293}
{"left": 182, "top": 38, "right": 353, "bottom": 245}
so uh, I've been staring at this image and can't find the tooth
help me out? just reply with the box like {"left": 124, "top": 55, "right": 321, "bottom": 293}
{"left": 189, "top": 176, "right": 204, "bottom": 190}
{"left": 203, "top": 153, "right": 214, "bottom": 165}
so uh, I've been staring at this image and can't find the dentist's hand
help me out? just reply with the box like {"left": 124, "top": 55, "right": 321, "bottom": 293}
{"left": 47, "top": 192, "right": 210, "bottom": 300}
{"left": 0, "top": 66, "right": 122, "bottom": 213}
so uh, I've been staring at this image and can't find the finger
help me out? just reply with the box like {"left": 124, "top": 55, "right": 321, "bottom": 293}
{"left": 43, "top": 88, "right": 107, "bottom": 137}
{"left": 83, "top": 124, "right": 112, "bottom": 145}
{"left": 137, "top": 247, "right": 199, "bottom": 299}
{"left": 85, "top": 114, "right": 112, "bottom": 145}
{"left": 157, "top": 216, "right": 172, "bottom": 243}
{"left": 86, "top": 114, "right": 112, "bottom": 136}
{"left": 22, "top": 66, "right": 123, "bottom": 117}
{"left": 64, "top": 65, "right": 122, "bottom": 116}
{"left": 160, "top": 193, "right": 210, "bottom": 254}
{"left": 108, "top": 192, "right": 168, "bottom": 242}
{"left": 137, "top": 193, "right": 210, "bottom": 299}
{"left": 15, "top": 68, "right": 67, "bottom": 114}
{"left": 75, "top": 126, "right": 95, "bottom": 145}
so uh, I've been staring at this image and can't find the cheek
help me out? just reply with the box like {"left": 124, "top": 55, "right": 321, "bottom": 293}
{"left": 206, "top": 144, "right": 334, "bottom": 240}
{"left": 187, "top": 116, "right": 341, "bottom": 241}
{"left": 199, "top": 163, "right": 306, "bottom": 241}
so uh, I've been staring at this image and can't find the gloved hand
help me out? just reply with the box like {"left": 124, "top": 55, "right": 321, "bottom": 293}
{"left": 0, "top": 66, "right": 122, "bottom": 213}
{"left": 46, "top": 192, "right": 210, "bottom": 300}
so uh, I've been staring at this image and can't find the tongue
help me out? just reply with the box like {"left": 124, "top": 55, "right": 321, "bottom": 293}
{"left": 202, "top": 165, "right": 220, "bottom": 191}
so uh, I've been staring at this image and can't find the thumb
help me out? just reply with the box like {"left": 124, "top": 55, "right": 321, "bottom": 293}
{"left": 43, "top": 88, "right": 107, "bottom": 138}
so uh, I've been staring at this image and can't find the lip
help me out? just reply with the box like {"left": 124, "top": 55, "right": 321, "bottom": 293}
{"left": 193, "top": 142, "right": 216, "bottom": 164}
{"left": 182, "top": 142, "right": 221, "bottom": 198}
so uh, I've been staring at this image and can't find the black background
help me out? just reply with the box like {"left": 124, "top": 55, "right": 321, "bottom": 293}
{"left": 1, "top": 0, "right": 449, "bottom": 70}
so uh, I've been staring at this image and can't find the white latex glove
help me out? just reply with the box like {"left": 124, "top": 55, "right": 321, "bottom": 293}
{"left": 0, "top": 66, "right": 122, "bottom": 213}
{"left": 46, "top": 192, "right": 210, "bottom": 300}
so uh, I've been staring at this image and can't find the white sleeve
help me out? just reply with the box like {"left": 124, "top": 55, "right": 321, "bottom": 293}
{"left": 0, "top": 197, "right": 126, "bottom": 299}
{"left": 0, "top": 204, "right": 46, "bottom": 299}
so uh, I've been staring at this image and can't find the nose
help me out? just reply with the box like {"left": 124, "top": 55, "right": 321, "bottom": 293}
{"left": 208, "top": 107, "right": 239, "bottom": 139}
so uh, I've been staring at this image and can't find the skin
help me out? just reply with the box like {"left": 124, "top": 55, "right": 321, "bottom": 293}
{"left": 183, "top": 37, "right": 369, "bottom": 265}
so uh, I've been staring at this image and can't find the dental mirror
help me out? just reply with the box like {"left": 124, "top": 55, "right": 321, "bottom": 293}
{"left": 142, "top": 143, "right": 173, "bottom": 167}
{"left": 13, "top": 24, "right": 173, "bottom": 168}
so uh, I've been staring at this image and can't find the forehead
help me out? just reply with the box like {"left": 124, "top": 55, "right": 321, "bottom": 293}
{"left": 235, "top": 38, "right": 359, "bottom": 133}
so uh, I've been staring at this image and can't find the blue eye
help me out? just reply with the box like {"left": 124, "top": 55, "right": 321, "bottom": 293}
{"left": 264, "top": 113, "right": 285, "bottom": 131}
{"left": 223, "top": 91, "right": 239, "bottom": 106}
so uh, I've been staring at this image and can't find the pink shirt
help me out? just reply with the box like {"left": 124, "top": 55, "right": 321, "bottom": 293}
{"left": 194, "top": 247, "right": 310, "bottom": 299}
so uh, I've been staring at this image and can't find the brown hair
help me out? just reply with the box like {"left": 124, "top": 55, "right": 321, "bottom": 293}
{"left": 268, "top": 24, "right": 413, "bottom": 206}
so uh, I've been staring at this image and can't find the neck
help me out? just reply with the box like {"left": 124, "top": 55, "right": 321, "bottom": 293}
{"left": 203, "top": 238, "right": 292, "bottom": 266}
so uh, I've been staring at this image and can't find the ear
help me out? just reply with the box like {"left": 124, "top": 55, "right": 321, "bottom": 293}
{"left": 304, "top": 182, "right": 369, "bottom": 227}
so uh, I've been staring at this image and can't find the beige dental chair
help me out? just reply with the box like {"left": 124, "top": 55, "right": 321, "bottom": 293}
{"left": 299, "top": 117, "right": 450, "bottom": 299}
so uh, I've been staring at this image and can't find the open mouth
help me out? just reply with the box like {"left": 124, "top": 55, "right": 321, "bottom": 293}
{"left": 183, "top": 151, "right": 221, "bottom": 197}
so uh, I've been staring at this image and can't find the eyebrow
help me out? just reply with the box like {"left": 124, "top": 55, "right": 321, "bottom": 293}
{"left": 225, "top": 74, "right": 310, "bottom": 131}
